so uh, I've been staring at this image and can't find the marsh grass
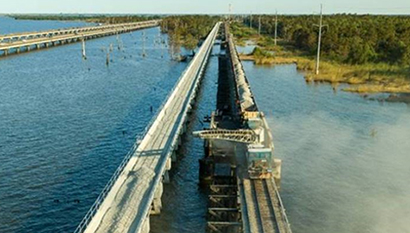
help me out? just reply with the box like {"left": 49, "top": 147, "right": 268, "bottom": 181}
{"left": 232, "top": 23, "right": 410, "bottom": 93}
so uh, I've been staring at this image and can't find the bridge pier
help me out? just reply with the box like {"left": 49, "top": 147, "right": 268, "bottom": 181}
{"left": 163, "top": 170, "right": 170, "bottom": 184}
{"left": 150, "top": 182, "right": 163, "bottom": 215}
{"left": 74, "top": 22, "right": 219, "bottom": 233}
{"left": 171, "top": 151, "right": 177, "bottom": 162}
{"left": 163, "top": 158, "right": 172, "bottom": 183}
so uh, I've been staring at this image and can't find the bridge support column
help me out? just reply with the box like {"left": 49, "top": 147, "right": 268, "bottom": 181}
{"left": 151, "top": 182, "right": 163, "bottom": 215}
{"left": 3, "top": 50, "right": 8, "bottom": 56}
{"left": 171, "top": 151, "right": 177, "bottom": 162}
{"left": 177, "top": 137, "right": 182, "bottom": 147}
{"left": 166, "top": 158, "right": 172, "bottom": 171}
{"left": 163, "top": 158, "right": 172, "bottom": 183}
{"left": 27, "top": 46, "right": 30, "bottom": 52}
{"left": 16, "top": 48, "right": 20, "bottom": 53}
{"left": 163, "top": 170, "right": 170, "bottom": 183}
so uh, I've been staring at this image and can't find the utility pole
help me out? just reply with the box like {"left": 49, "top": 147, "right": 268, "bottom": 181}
{"left": 258, "top": 16, "right": 261, "bottom": 35}
{"left": 250, "top": 11, "right": 252, "bottom": 29}
{"left": 228, "top": 4, "right": 232, "bottom": 22}
{"left": 274, "top": 10, "right": 278, "bottom": 46}
{"left": 315, "top": 4, "right": 325, "bottom": 75}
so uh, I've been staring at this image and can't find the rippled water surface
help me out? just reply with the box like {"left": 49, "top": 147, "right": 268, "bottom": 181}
{"left": 0, "top": 17, "right": 92, "bottom": 34}
{"left": 0, "top": 17, "right": 188, "bottom": 233}
{"left": 2, "top": 17, "right": 409, "bottom": 233}
{"left": 150, "top": 44, "right": 220, "bottom": 233}
{"left": 243, "top": 62, "right": 410, "bottom": 233}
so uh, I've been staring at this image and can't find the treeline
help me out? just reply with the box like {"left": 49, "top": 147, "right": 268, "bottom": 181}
{"left": 8, "top": 14, "right": 160, "bottom": 24}
{"left": 242, "top": 14, "right": 410, "bottom": 65}
{"left": 160, "top": 15, "right": 220, "bottom": 51}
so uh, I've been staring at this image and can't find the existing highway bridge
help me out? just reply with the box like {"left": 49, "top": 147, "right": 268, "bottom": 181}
{"left": 0, "top": 20, "right": 159, "bottom": 56}
{"left": 75, "top": 22, "right": 222, "bottom": 233}
{"left": 1, "top": 19, "right": 292, "bottom": 233}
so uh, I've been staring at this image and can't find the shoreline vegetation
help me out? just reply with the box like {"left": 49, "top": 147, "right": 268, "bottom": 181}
{"left": 230, "top": 19, "right": 410, "bottom": 96}
{"left": 6, "top": 14, "right": 218, "bottom": 60}
{"left": 5, "top": 14, "right": 410, "bottom": 100}
{"left": 7, "top": 14, "right": 160, "bottom": 24}
{"left": 159, "top": 16, "right": 219, "bottom": 57}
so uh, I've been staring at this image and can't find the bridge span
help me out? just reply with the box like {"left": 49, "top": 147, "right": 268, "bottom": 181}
{"left": 0, "top": 20, "right": 160, "bottom": 56}
{"left": 74, "top": 22, "right": 221, "bottom": 233}
{"left": 193, "top": 23, "right": 293, "bottom": 233}
{"left": 227, "top": 30, "right": 292, "bottom": 233}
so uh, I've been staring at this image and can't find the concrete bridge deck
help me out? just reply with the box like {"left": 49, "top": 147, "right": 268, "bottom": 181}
{"left": 0, "top": 20, "right": 160, "bottom": 55}
{"left": 240, "top": 178, "right": 291, "bottom": 233}
{"left": 216, "top": 22, "right": 292, "bottom": 233}
{"left": 74, "top": 22, "right": 221, "bottom": 233}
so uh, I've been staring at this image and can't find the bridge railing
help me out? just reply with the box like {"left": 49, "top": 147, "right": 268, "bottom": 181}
{"left": 73, "top": 134, "right": 141, "bottom": 233}
{"left": 130, "top": 22, "right": 221, "bottom": 233}
{"left": 0, "top": 22, "right": 159, "bottom": 51}
{"left": 272, "top": 177, "right": 293, "bottom": 233}
{"left": 74, "top": 22, "right": 219, "bottom": 233}
{"left": 73, "top": 21, "right": 161, "bottom": 233}
{"left": 0, "top": 20, "right": 160, "bottom": 42}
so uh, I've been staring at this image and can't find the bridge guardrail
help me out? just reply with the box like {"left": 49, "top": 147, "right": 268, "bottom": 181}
{"left": 131, "top": 21, "right": 221, "bottom": 233}
{"left": 74, "top": 21, "right": 219, "bottom": 233}
{"left": 0, "top": 20, "right": 161, "bottom": 42}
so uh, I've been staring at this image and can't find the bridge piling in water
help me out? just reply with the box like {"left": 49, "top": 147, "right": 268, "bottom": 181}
{"left": 0, "top": 20, "right": 160, "bottom": 57}
{"left": 194, "top": 22, "right": 292, "bottom": 233}
{"left": 74, "top": 22, "right": 221, "bottom": 233}
{"left": 69, "top": 20, "right": 293, "bottom": 233}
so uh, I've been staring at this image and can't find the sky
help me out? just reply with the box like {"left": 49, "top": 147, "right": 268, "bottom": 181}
{"left": 0, "top": 0, "right": 410, "bottom": 15}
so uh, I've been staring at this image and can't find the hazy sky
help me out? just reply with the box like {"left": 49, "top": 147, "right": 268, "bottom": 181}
{"left": 1, "top": 0, "right": 410, "bottom": 15}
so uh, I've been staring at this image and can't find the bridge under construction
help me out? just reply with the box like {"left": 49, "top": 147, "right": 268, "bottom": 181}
{"left": 0, "top": 20, "right": 292, "bottom": 233}
{"left": 196, "top": 23, "right": 292, "bottom": 233}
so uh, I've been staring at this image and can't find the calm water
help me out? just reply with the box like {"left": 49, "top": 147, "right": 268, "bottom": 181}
{"left": 1, "top": 17, "right": 409, "bottom": 233}
{"left": 151, "top": 44, "right": 220, "bottom": 233}
{"left": 0, "top": 17, "right": 189, "bottom": 232}
{"left": 0, "top": 17, "right": 93, "bottom": 34}
{"left": 243, "top": 63, "right": 410, "bottom": 233}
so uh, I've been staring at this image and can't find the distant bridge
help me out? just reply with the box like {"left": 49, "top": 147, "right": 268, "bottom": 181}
{"left": 0, "top": 20, "right": 160, "bottom": 56}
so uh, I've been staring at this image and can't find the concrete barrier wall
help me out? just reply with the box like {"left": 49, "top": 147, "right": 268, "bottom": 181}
{"left": 75, "top": 22, "right": 221, "bottom": 233}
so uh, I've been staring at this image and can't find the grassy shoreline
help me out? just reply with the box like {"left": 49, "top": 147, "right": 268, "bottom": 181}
{"left": 231, "top": 23, "right": 410, "bottom": 94}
